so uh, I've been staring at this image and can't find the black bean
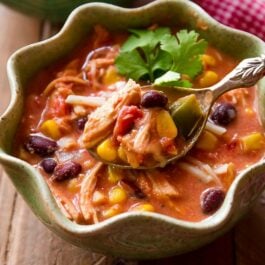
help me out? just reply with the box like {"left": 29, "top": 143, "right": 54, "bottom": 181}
{"left": 141, "top": 90, "right": 168, "bottom": 108}
{"left": 200, "top": 188, "right": 225, "bottom": 214}
{"left": 76, "top": 116, "right": 88, "bottom": 130}
{"left": 40, "top": 158, "right": 57, "bottom": 174}
{"left": 25, "top": 135, "right": 58, "bottom": 157}
{"left": 211, "top": 103, "right": 237, "bottom": 125}
{"left": 53, "top": 161, "right": 82, "bottom": 181}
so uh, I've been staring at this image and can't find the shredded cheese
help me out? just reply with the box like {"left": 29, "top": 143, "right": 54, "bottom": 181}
{"left": 178, "top": 162, "right": 212, "bottom": 183}
{"left": 65, "top": 95, "right": 105, "bottom": 107}
{"left": 206, "top": 120, "right": 227, "bottom": 135}
{"left": 185, "top": 156, "right": 222, "bottom": 185}
{"left": 214, "top": 164, "right": 229, "bottom": 175}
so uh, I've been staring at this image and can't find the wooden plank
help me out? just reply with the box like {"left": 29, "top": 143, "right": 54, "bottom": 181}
{"left": 0, "top": 4, "right": 41, "bottom": 265}
{"left": 0, "top": 5, "right": 41, "bottom": 115}
{"left": 234, "top": 190, "right": 265, "bottom": 265}
{"left": 6, "top": 198, "right": 137, "bottom": 265}
{"left": 139, "top": 231, "right": 235, "bottom": 265}
{"left": 5, "top": 197, "right": 113, "bottom": 265}
{"left": 0, "top": 170, "right": 17, "bottom": 265}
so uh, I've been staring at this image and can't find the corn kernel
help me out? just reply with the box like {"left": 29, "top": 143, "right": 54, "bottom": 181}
{"left": 240, "top": 132, "right": 265, "bottom": 152}
{"left": 196, "top": 130, "right": 218, "bottom": 151}
{"left": 202, "top": 54, "right": 216, "bottom": 67}
{"left": 102, "top": 204, "right": 122, "bottom": 218}
{"left": 156, "top": 110, "right": 178, "bottom": 138}
{"left": 108, "top": 166, "right": 122, "bottom": 184}
{"left": 198, "top": 71, "right": 219, "bottom": 87}
{"left": 109, "top": 186, "right": 127, "bottom": 204}
{"left": 40, "top": 119, "right": 61, "bottom": 140}
{"left": 67, "top": 178, "right": 80, "bottom": 193}
{"left": 245, "top": 107, "right": 254, "bottom": 116}
{"left": 97, "top": 138, "right": 118, "bottom": 161}
{"left": 92, "top": 191, "right": 107, "bottom": 205}
{"left": 103, "top": 66, "right": 121, "bottom": 85}
{"left": 132, "top": 203, "right": 155, "bottom": 212}
{"left": 118, "top": 146, "right": 127, "bottom": 162}
{"left": 227, "top": 162, "right": 235, "bottom": 178}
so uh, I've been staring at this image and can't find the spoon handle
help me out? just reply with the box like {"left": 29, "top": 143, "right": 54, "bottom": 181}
{"left": 210, "top": 54, "right": 265, "bottom": 100}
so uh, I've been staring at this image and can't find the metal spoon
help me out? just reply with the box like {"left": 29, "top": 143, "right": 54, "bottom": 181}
{"left": 90, "top": 55, "right": 265, "bottom": 169}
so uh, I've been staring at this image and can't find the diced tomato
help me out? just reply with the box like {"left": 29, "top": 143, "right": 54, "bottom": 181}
{"left": 113, "top": 106, "right": 143, "bottom": 137}
{"left": 47, "top": 94, "right": 71, "bottom": 118}
{"left": 226, "top": 140, "right": 238, "bottom": 151}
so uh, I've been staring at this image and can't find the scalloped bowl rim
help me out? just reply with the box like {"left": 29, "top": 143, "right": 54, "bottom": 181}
{"left": 1, "top": 0, "right": 265, "bottom": 236}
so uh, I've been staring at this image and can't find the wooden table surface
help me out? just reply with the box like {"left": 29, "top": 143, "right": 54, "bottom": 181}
{"left": 0, "top": 2, "right": 265, "bottom": 265}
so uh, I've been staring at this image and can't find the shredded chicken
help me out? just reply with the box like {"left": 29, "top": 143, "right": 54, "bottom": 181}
{"left": 81, "top": 79, "right": 141, "bottom": 148}
{"left": 132, "top": 111, "right": 153, "bottom": 153}
{"left": 146, "top": 173, "right": 180, "bottom": 199}
{"left": 81, "top": 44, "right": 120, "bottom": 88}
{"left": 222, "top": 88, "right": 249, "bottom": 106}
{"left": 43, "top": 76, "right": 89, "bottom": 96}
{"left": 56, "top": 198, "right": 74, "bottom": 220}
{"left": 50, "top": 186, "right": 82, "bottom": 222}
{"left": 135, "top": 170, "right": 180, "bottom": 199}
{"left": 79, "top": 162, "right": 103, "bottom": 223}
{"left": 140, "top": 171, "right": 181, "bottom": 213}
{"left": 120, "top": 110, "right": 166, "bottom": 166}
{"left": 135, "top": 172, "right": 152, "bottom": 195}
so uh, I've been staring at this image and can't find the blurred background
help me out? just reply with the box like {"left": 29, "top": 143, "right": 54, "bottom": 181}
{"left": 0, "top": 0, "right": 137, "bottom": 22}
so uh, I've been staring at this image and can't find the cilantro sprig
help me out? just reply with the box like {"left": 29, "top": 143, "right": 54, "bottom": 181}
{"left": 115, "top": 27, "right": 207, "bottom": 87}
{"left": 116, "top": 28, "right": 172, "bottom": 82}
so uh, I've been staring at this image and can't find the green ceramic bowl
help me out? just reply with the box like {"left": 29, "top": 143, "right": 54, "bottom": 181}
{"left": 1, "top": 0, "right": 265, "bottom": 259}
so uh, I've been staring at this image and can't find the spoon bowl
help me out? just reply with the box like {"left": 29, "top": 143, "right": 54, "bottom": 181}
{"left": 89, "top": 55, "right": 265, "bottom": 169}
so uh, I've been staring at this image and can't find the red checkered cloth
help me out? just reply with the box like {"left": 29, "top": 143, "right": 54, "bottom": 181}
{"left": 195, "top": 0, "right": 265, "bottom": 41}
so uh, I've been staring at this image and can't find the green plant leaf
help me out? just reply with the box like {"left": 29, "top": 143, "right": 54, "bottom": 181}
{"left": 115, "top": 50, "right": 149, "bottom": 81}
{"left": 121, "top": 27, "right": 171, "bottom": 53}
{"left": 154, "top": 71, "right": 192, "bottom": 87}
{"left": 161, "top": 30, "right": 207, "bottom": 78}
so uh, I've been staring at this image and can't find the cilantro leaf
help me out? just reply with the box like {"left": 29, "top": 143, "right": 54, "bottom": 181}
{"left": 150, "top": 50, "right": 172, "bottom": 76}
{"left": 154, "top": 71, "right": 192, "bottom": 87}
{"left": 121, "top": 29, "right": 153, "bottom": 53}
{"left": 116, "top": 27, "right": 172, "bottom": 82}
{"left": 115, "top": 49, "right": 149, "bottom": 81}
{"left": 121, "top": 27, "right": 171, "bottom": 53}
{"left": 154, "top": 71, "right": 181, "bottom": 85}
{"left": 161, "top": 30, "right": 207, "bottom": 78}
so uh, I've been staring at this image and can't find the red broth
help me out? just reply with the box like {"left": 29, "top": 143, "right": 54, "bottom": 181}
{"left": 13, "top": 26, "right": 265, "bottom": 224}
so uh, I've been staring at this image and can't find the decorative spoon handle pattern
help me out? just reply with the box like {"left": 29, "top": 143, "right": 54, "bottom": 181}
{"left": 211, "top": 55, "right": 265, "bottom": 99}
